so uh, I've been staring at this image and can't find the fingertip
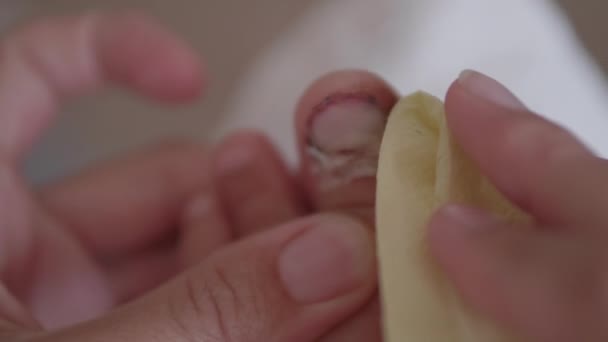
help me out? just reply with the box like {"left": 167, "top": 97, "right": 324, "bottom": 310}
{"left": 444, "top": 71, "right": 603, "bottom": 225}
{"left": 133, "top": 53, "right": 206, "bottom": 103}
{"left": 279, "top": 213, "right": 375, "bottom": 303}
{"left": 213, "top": 130, "right": 275, "bottom": 174}
{"left": 130, "top": 33, "right": 206, "bottom": 103}
{"left": 444, "top": 75, "right": 464, "bottom": 116}
{"left": 444, "top": 70, "right": 526, "bottom": 133}
{"left": 98, "top": 11, "right": 206, "bottom": 103}
{"left": 212, "top": 130, "right": 304, "bottom": 236}
{"left": 0, "top": 11, "right": 206, "bottom": 159}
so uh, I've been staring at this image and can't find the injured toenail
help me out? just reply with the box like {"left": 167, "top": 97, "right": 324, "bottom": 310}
{"left": 307, "top": 93, "right": 387, "bottom": 190}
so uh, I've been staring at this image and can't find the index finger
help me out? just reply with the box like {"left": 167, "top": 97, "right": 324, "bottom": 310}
{"left": 0, "top": 11, "right": 205, "bottom": 162}
{"left": 445, "top": 70, "right": 608, "bottom": 227}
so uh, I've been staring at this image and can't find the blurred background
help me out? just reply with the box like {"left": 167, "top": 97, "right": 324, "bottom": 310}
{"left": 1, "top": 0, "right": 607, "bottom": 182}
{"left": 558, "top": 1, "right": 608, "bottom": 75}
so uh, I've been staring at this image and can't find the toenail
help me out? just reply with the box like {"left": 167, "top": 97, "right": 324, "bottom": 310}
{"left": 307, "top": 93, "right": 387, "bottom": 190}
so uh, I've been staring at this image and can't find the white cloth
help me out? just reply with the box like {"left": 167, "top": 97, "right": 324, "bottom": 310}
{"left": 3, "top": 0, "right": 607, "bottom": 179}
{"left": 215, "top": 0, "right": 608, "bottom": 164}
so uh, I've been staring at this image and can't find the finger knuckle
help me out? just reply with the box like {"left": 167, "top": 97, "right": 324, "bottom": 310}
{"left": 169, "top": 262, "right": 273, "bottom": 341}
{"left": 168, "top": 272, "right": 231, "bottom": 341}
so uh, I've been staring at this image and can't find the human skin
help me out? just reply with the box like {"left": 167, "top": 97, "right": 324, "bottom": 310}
{"left": 1, "top": 10, "right": 607, "bottom": 342}
{"left": 0, "top": 11, "right": 385, "bottom": 341}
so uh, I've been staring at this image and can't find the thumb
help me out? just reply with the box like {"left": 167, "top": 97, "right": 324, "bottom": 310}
{"left": 39, "top": 214, "right": 376, "bottom": 341}
{"left": 428, "top": 205, "right": 608, "bottom": 342}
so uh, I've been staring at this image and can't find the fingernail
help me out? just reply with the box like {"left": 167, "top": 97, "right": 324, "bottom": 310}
{"left": 437, "top": 204, "right": 501, "bottom": 231}
{"left": 279, "top": 215, "right": 374, "bottom": 303}
{"left": 307, "top": 94, "right": 386, "bottom": 190}
{"left": 458, "top": 70, "right": 526, "bottom": 111}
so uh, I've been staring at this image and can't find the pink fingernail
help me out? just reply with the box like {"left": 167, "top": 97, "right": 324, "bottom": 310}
{"left": 458, "top": 70, "right": 527, "bottom": 111}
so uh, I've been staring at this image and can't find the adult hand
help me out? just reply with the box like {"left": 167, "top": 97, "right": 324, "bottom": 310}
{"left": 294, "top": 70, "right": 608, "bottom": 342}
{"left": 0, "top": 12, "right": 392, "bottom": 341}
{"left": 429, "top": 71, "right": 608, "bottom": 342}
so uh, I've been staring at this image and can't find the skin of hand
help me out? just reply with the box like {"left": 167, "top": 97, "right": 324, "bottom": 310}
{"left": 0, "top": 10, "right": 393, "bottom": 342}
{"left": 428, "top": 70, "right": 608, "bottom": 342}
{"left": 1, "top": 9, "right": 606, "bottom": 342}
{"left": 305, "top": 71, "right": 608, "bottom": 342}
